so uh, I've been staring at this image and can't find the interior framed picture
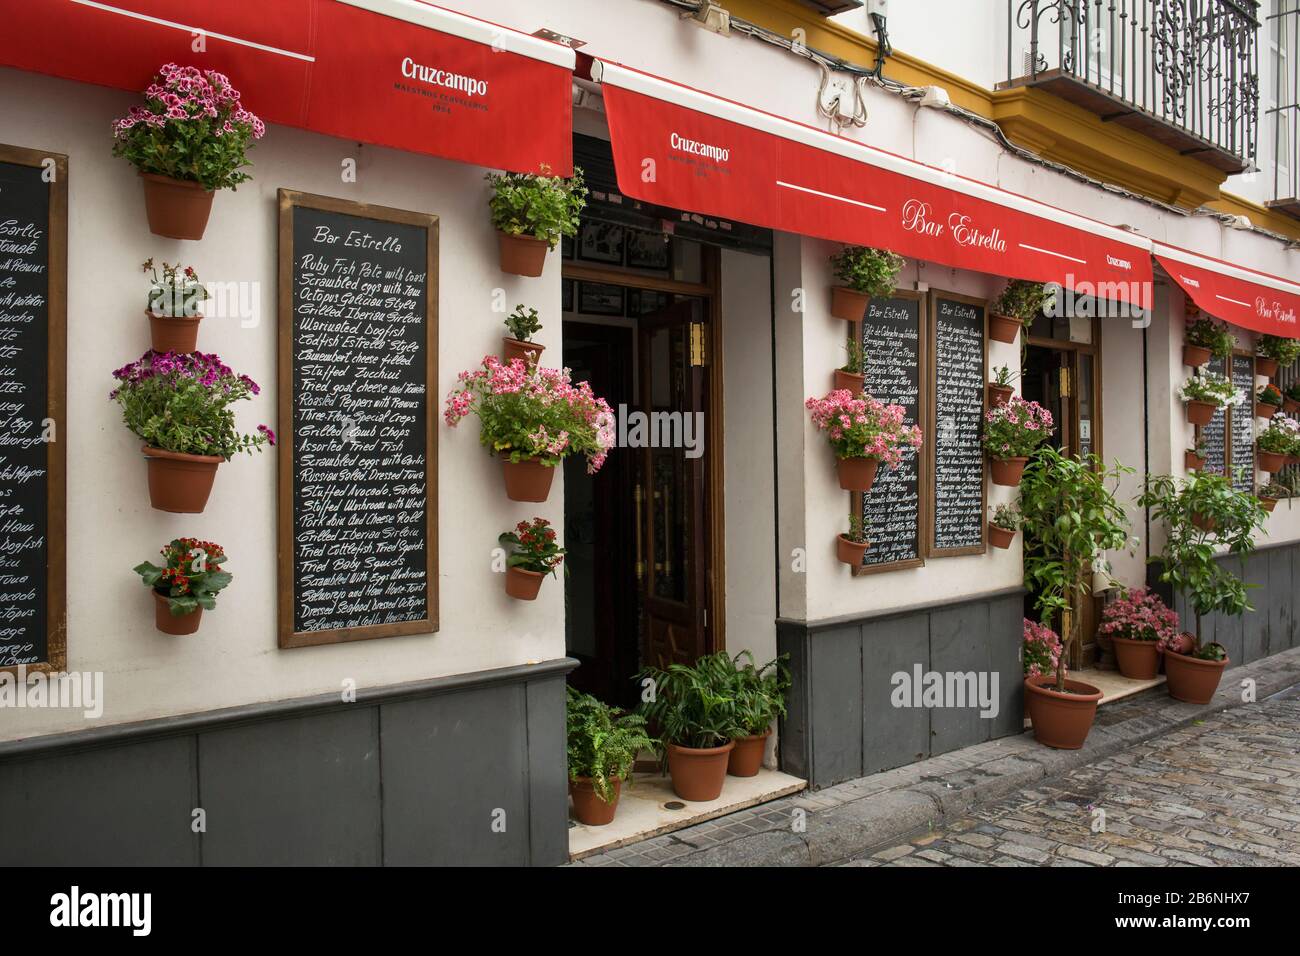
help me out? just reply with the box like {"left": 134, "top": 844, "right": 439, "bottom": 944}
{"left": 577, "top": 220, "right": 625, "bottom": 265}
{"left": 578, "top": 281, "right": 625, "bottom": 316}
{"left": 627, "top": 288, "right": 671, "bottom": 316}
{"left": 625, "top": 228, "right": 671, "bottom": 271}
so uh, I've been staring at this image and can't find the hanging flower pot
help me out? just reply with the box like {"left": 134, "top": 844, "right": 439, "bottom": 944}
{"left": 807, "top": 390, "right": 921, "bottom": 494}
{"left": 988, "top": 312, "right": 1021, "bottom": 344}
{"left": 988, "top": 383, "right": 1013, "bottom": 407}
{"left": 836, "top": 533, "right": 870, "bottom": 566}
{"left": 1255, "top": 401, "right": 1278, "bottom": 420}
{"left": 500, "top": 518, "right": 563, "bottom": 601}
{"left": 1259, "top": 496, "right": 1278, "bottom": 513}
{"left": 147, "top": 311, "right": 203, "bottom": 354}
{"left": 502, "top": 457, "right": 555, "bottom": 502}
{"left": 665, "top": 741, "right": 735, "bottom": 801}
{"left": 142, "top": 446, "right": 223, "bottom": 513}
{"left": 140, "top": 174, "right": 216, "bottom": 240}
{"left": 1190, "top": 511, "right": 1217, "bottom": 533}
{"left": 505, "top": 566, "right": 545, "bottom": 601}
{"left": 1284, "top": 396, "right": 1300, "bottom": 415}
{"left": 990, "top": 281, "right": 1051, "bottom": 345}
{"left": 1184, "top": 449, "right": 1206, "bottom": 471}
{"left": 1182, "top": 343, "right": 1212, "bottom": 367}
{"left": 1164, "top": 645, "right": 1228, "bottom": 704}
{"left": 836, "top": 455, "right": 879, "bottom": 492}
{"left": 1024, "top": 677, "right": 1103, "bottom": 749}
{"left": 569, "top": 777, "right": 621, "bottom": 826}
{"left": 1257, "top": 448, "right": 1287, "bottom": 473}
{"left": 153, "top": 591, "right": 203, "bottom": 635}
{"left": 983, "top": 396, "right": 1053, "bottom": 486}
{"left": 988, "top": 522, "right": 1016, "bottom": 549}
{"left": 827, "top": 246, "right": 904, "bottom": 321}
{"left": 1256, "top": 355, "right": 1279, "bottom": 378}
{"left": 833, "top": 368, "right": 865, "bottom": 393}
{"left": 487, "top": 165, "right": 587, "bottom": 277}
{"left": 143, "top": 260, "right": 208, "bottom": 353}
{"left": 989, "top": 456, "right": 1029, "bottom": 486}
{"left": 830, "top": 285, "right": 871, "bottom": 322}
{"left": 502, "top": 337, "right": 544, "bottom": 367}
{"left": 727, "top": 730, "right": 770, "bottom": 778}
{"left": 497, "top": 232, "right": 550, "bottom": 277}
{"left": 1185, "top": 400, "right": 1217, "bottom": 427}
{"left": 1110, "top": 636, "right": 1160, "bottom": 680}
{"left": 136, "top": 537, "right": 231, "bottom": 635}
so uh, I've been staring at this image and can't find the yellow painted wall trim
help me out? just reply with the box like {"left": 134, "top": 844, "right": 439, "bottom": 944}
{"left": 1209, "top": 193, "right": 1300, "bottom": 242}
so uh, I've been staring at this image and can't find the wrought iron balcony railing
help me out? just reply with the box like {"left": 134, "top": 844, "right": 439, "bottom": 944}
{"left": 1267, "top": 1, "right": 1300, "bottom": 214}
{"left": 1002, "top": 1, "right": 1260, "bottom": 174}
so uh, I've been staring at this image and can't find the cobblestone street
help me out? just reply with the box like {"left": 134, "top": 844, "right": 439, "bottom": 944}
{"left": 848, "top": 693, "right": 1300, "bottom": 868}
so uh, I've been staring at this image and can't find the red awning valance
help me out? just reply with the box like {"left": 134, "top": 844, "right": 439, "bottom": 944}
{"left": 1155, "top": 242, "right": 1300, "bottom": 339}
{"left": 0, "top": 0, "right": 574, "bottom": 175}
{"left": 593, "top": 59, "right": 1153, "bottom": 310}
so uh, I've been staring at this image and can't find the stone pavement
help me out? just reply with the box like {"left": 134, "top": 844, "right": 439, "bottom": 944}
{"left": 570, "top": 647, "right": 1300, "bottom": 867}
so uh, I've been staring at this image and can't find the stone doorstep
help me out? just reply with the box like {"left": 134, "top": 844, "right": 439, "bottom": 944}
{"left": 579, "top": 647, "right": 1300, "bottom": 867}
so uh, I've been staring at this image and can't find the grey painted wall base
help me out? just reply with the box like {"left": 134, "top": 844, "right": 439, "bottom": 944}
{"left": 778, "top": 589, "right": 1024, "bottom": 790}
{"left": 0, "top": 658, "right": 577, "bottom": 866}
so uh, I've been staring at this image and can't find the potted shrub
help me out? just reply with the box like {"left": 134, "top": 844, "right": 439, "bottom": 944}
{"left": 1258, "top": 480, "right": 1289, "bottom": 513}
{"left": 1177, "top": 372, "right": 1242, "bottom": 426}
{"left": 1183, "top": 316, "right": 1235, "bottom": 367}
{"left": 486, "top": 164, "right": 586, "bottom": 277}
{"left": 143, "top": 259, "right": 208, "bottom": 353}
{"left": 445, "top": 356, "right": 614, "bottom": 502}
{"left": 835, "top": 338, "right": 866, "bottom": 393}
{"left": 988, "top": 364, "right": 1018, "bottom": 407}
{"left": 1185, "top": 441, "right": 1207, "bottom": 472}
{"left": 1256, "top": 333, "right": 1300, "bottom": 378}
{"left": 1019, "top": 448, "right": 1132, "bottom": 748}
{"left": 1022, "top": 618, "right": 1064, "bottom": 682}
{"left": 1139, "top": 472, "right": 1267, "bottom": 704}
{"left": 111, "top": 351, "right": 274, "bottom": 513}
{"left": 1256, "top": 416, "right": 1300, "bottom": 473}
{"left": 498, "top": 517, "right": 564, "bottom": 601}
{"left": 805, "top": 389, "right": 922, "bottom": 492}
{"left": 989, "top": 280, "right": 1051, "bottom": 344}
{"left": 1284, "top": 381, "right": 1300, "bottom": 415}
{"left": 988, "top": 502, "right": 1020, "bottom": 549}
{"left": 566, "top": 686, "right": 656, "bottom": 826}
{"left": 836, "top": 511, "right": 870, "bottom": 566}
{"left": 501, "top": 304, "right": 544, "bottom": 367}
{"left": 1097, "top": 587, "right": 1179, "bottom": 681}
{"left": 727, "top": 652, "right": 790, "bottom": 777}
{"left": 983, "top": 396, "right": 1054, "bottom": 486}
{"left": 112, "top": 63, "right": 264, "bottom": 240}
{"left": 828, "top": 245, "right": 904, "bottom": 321}
{"left": 1256, "top": 383, "right": 1283, "bottom": 419}
{"left": 639, "top": 652, "right": 743, "bottom": 802}
{"left": 134, "top": 537, "right": 231, "bottom": 636}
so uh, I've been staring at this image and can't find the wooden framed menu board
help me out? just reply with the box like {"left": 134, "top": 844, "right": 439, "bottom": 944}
{"left": 927, "top": 291, "right": 987, "bottom": 557}
{"left": 853, "top": 290, "right": 926, "bottom": 575}
{"left": 277, "top": 190, "right": 438, "bottom": 649}
{"left": 0, "top": 144, "right": 66, "bottom": 675}
{"left": 1199, "top": 355, "right": 1228, "bottom": 478}
{"left": 1229, "top": 353, "right": 1256, "bottom": 494}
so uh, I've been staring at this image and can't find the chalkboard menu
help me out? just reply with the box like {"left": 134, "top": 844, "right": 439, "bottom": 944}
{"left": 1199, "top": 355, "right": 1228, "bottom": 478}
{"left": 928, "top": 292, "right": 987, "bottom": 555}
{"left": 277, "top": 190, "right": 437, "bottom": 649}
{"left": 855, "top": 292, "right": 924, "bottom": 572}
{"left": 0, "top": 145, "right": 65, "bottom": 675}
{"left": 1230, "top": 353, "right": 1256, "bottom": 493}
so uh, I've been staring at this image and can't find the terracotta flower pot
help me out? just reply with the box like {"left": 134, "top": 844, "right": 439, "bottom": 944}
{"left": 988, "top": 523, "right": 1016, "bottom": 549}
{"left": 1184, "top": 450, "right": 1206, "bottom": 471}
{"left": 665, "top": 741, "right": 735, "bottom": 801}
{"left": 989, "top": 456, "right": 1028, "bottom": 486}
{"left": 1284, "top": 397, "right": 1300, "bottom": 415}
{"left": 836, "top": 455, "right": 879, "bottom": 492}
{"left": 836, "top": 533, "right": 870, "bottom": 566}
{"left": 1260, "top": 496, "right": 1278, "bottom": 513}
{"left": 501, "top": 457, "right": 554, "bottom": 502}
{"left": 1257, "top": 448, "right": 1287, "bottom": 473}
{"left": 1256, "top": 356, "right": 1279, "bottom": 378}
{"left": 830, "top": 286, "right": 870, "bottom": 322}
{"left": 502, "top": 337, "right": 544, "bottom": 367}
{"left": 988, "top": 312, "right": 1021, "bottom": 344}
{"left": 1255, "top": 402, "right": 1278, "bottom": 420}
{"left": 988, "top": 383, "right": 1013, "bottom": 407}
{"left": 727, "top": 731, "right": 770, "bottom": 778}
{"left": 153, "top": 590, "right": 202, "bottom": 636}
{"left": 1185, "top": 400, "right": 1217, "bottom": 427}
{"left": 1110, "top": 635, "right": 1160, "bottom": 680}
{"left": 833, "top": 369, "right": 865, "bottom": 393}
{"left": 569, "top": 776, "right": 621, "bottom": 826}
{"left": 146, "top": 310, "right": 202, "bottom": 354}
{"left": 1191, "top": 512, "right": 1217, "bottom": 533}
{"left": 505, "top": 566, "right": 545, "bottom": 601}
{"left": 140, "top": 172, "right": 215, "bottom": 240}
{"left": 1164, "top": 646, "right": 1229, "bottom": 704}
{"left": 1182, "top": 343, "right": 1211, "bottom": 367}
{"left": 497, "top": 231, "right": 549, "bottom": 277}
{"left": 1024, "top": 677, "right": 1103, "bottom": 750}
{"left": 142, "top": 445, "right": 222, "bottom": 513}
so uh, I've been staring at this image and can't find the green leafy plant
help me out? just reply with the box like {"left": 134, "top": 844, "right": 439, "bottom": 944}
{"left": 991, "top": 364, "right": 1020, "bottom": 387}
{"left": 840, "top": 337, "right": 865, "bottom": 374}
{"left": 844, "top": 510, "right": 869, "bottom": 544}
{"left": 566, "top": 686, "right": 657, "bottom": 804}
{"left": 1258, "top": 416, "right": 1300, "bottom": 456}
{"left": 1286, "top": 382, "right": 1300, "bottom": 403}
{"left": 1257, "top": 383, "right": 1284, "bottom": 408}
{"left": 504, "top": 304, "right": 542, "bottom": 343}
{"left": 638, "top": 652, "right": 745, "bottom": 751}
{"left": 983, "top": 396, "right": 1054, "bottom": 459}
{"left": 1177, "top": 372, "right": 1243, "bottom": 407}
{"left": 1260, "top": 480, "right": 1291, "bottom": 501}
{"left": 134, "top": 537, "right": 232, "bottom": 617}
{"left": 1138, "top": 472, "right": 1267, "bottom": 658}
{"left": 992, "top": 279, "right": 1053, "bottom": 327}
{"left": 486, "top": 164, "right": 587, "bottom": 249}
{"left": 1257, "top": 334, "right": 1300, "bottom": 368}
{"left": 498, "top": 517, "right": 565, "bottom": 576}
{"left": 990, "top": 502, "right": 1021, "bottom": 531}
{"left": 829, "top": 245, "right": 905, "bottom": 298}
{"left": 1185, "top": 317, "right": 1236, "bottom": 361}
{"left": 1020, "top": 448, "right": 1134, "bottom": 690}
{"left": 729, "top": 652, "right": 791, "bottom": 737}
{"left": 144, "top": 258, "right": 208, "bottom": 318}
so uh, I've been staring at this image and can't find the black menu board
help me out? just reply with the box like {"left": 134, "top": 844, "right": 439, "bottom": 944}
{"left": 1230, "top": 353, "right": 1256, "bottom": 493}
{"left": 1199, "top": 355, "right": 1228, "bottom": 477}
{"left": 277, "top": 190, "right": 437, "bottom": 648}
{"left": 929, "top": 292, "right": 987, "bottom": 555}
{"left": 855, "top": 292, "right": 924, "bottom": 572}
{"left": 0, "top": 146, "right": 65, "bottom": 674}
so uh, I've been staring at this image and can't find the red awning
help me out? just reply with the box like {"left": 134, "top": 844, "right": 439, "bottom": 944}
{"left": 1155, "top": 242, "right": 1300, "bottom": 339}
{"left": 0, "top": 0, "right": 574, "bottom": 175}
{"left": 592, "top": 59, "right": 1153, "bottom": 310}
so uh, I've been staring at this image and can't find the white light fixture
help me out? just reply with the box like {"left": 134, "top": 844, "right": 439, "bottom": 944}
{"left": 918, "top": 85, "right": 950, "bottom": 109}
{"left": 681, "top": 1, "right": 731, "bottom": 36}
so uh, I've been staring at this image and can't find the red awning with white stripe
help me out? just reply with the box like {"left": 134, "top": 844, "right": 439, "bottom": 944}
{"left": 1155, "top": 243, "right": 1300, "bottom": 339}
{"left": 593, "top": 59, "right": 1153, "bottom": 310}
{"left": 0, "top": 0, "right": 574, "bottom": 174}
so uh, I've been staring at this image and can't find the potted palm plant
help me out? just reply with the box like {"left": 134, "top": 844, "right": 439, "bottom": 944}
{"left": 835, "top": 337, "right": 866, "bottom": 393}
{"left": 639, "top": 652, "right": 744, "bottom": 802}
{"left": 988, "top": 502, "right": 1020, "bottom": 549}
{"left": 982, "top": 396, "right": 1054, "bottom": 486}
{"left": 111, "top": 351, "right": 274, "bottom": 513}
{"left": 1255, "top": 333, "right": 1300, "bottom": 379}
{"left": 836, "top": 511, "right": 871, "bottom": 566}
{"left": 988, "top": 364, "right": 1018, "bottom": 407}
{"left": 1183, "top": 316, "right": 1236, "bottom": 368}
{"left": 486, "top": 164, "right": 586, "bottom": 276}
{"left": 727, "top": 652, "right": 790, "bottom": 777}
{"left": 143, "top": 259, "right": 208, "bottom": 353}
{"left": 566, "top": 686, "right": 656, "bottom": 826}
{"left": 1256, "top": 416, "right": 1300, "bottom": 473}
{"left": 1178, "top": 372, "right": 1242, "bottom": 426}
{"left": 1256, "top": 383, "right": 1283, "bottom": 420}
{"left": 112, "top": 64, "right": 264, "bottom": 240}
{"left": 501, "top": 304, "right": 544, "bottom": 367}
{"left": 828, "top": 246, "right": 904, "bottom": 321}
{"left": 805, "top": 389, "right": 922, "bottom": 492}
{"left": 498, "top": 517, "right": 564, "bottom": 601}
{"left": 989, "top": 280, "right": 1051, "bottom": 344}
{"left": 1019, "top": 448, "right": 1132, "bottom": 748}
{"left": 1138, "top": 472, "right": 1267, "bottom": 704}
{"left": 134, "top": 537, "right": 232, "bottom": 635}
{"left": 1097, "top": 587, "right": 1180, "bottom": 681}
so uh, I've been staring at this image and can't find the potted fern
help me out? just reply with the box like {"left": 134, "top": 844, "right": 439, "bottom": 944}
{"left": 501, "top": 304, "right": 544, "bottom": 367}
{"left": 566, "top": 686, "right": 656, "bottom": 826}
{"left": 988, "top": 502, "right": 1020, "bottom": 549}
{"left": 990, "top": 280, "right": 1051, "bottom": 344}
{"left": 835, "top": 337, "right": 866, "bottom": 393}
{"left": 1183, "top": 316, "right": 1235, "bottom": 367}
{"left": 836, "top": 511, "right": 871, "bottom": 566}
{"left": 486, "top": 164, "right": 586, "bottom": 277}
{"left": 988, "top": 364, "right": 1018, "bottom": 408}
{"left": 1178, "top": 372, "right": 1242, "bottom": 426}
{"left": 1256, "top": 333, "right": 1300, "bottom": 378}
{"left": 828, "top": 246, "right": 904, "bottom": 321}
{"left": 727, "top": 652, "right": 790, "bottom": 777}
